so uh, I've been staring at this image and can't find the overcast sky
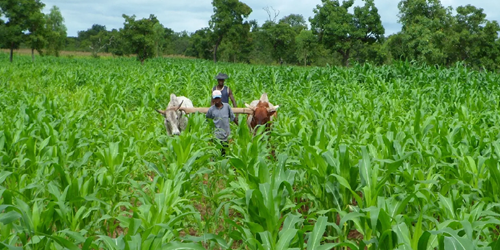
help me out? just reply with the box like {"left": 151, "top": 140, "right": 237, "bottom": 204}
{"left": 41, "top": 0, "right": 500, "bottom": 37}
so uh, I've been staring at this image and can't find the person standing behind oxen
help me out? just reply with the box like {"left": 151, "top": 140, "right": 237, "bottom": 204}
{"left": 211, "top": 73, "right": 237, "bottom": 107}
{"left": 206, "top": 90, "right": 238, "bottom": 156}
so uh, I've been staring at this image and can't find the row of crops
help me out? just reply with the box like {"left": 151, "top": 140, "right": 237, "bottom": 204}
{"left": 1, "top": 53, "right": 500, "bottom": 249}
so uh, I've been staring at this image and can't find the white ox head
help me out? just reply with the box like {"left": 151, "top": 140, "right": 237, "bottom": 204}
{"left": 156, "top": 94, "right": 193, "bottom": 136}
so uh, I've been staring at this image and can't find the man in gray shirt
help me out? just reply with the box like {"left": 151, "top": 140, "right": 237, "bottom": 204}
{"left": 206, "top": 90, "right": 239, "bottom": 156}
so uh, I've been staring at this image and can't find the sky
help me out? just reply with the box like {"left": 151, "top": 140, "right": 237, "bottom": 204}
{"left": 41, "top": 0, "right": 500, "bottom": 37}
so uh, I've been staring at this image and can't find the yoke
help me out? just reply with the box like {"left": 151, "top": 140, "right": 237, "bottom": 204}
{"left": 177, "top": 107, "right": 254, "bottom": 114}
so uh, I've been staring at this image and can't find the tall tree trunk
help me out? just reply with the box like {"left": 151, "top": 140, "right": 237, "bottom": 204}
{"left": 32, "top": 48, "right": 35, "bottom": 62}
{"left": 341, "top": 49, "right": 350, "bottom": 67}
{"left": 213, "top": 36, "right": 222, "bottom": 63}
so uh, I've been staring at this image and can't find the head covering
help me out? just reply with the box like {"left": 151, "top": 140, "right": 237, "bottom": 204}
{"left": 212, "top": 90, "right": 222, "bottom": 99}
{"left": 215, "top": 73, "right": 229, "bottom": 80}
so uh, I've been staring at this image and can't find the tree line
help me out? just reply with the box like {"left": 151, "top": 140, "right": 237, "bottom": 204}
{"left": 2, "top": 0, "right": 500, "bottom": 70}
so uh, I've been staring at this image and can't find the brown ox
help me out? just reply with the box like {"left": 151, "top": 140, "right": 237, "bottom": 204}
{"left": 245, "top": 93, "right": 279, "bottom": 132}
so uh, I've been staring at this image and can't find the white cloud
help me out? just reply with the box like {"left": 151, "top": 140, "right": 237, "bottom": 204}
{"left": 41, "top": 0, "right": 500, "bottom": 37}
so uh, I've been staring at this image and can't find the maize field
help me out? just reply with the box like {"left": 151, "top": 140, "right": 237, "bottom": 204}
{"left": 1, "top": 53, "right": 500, "bottom": 249}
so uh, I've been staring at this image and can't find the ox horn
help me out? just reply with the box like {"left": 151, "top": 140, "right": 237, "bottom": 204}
{"left": 259, "top": 93, "right": 269, "bottom": 103}
{"left": 267, "top": 105, "right": 280, "bottom": 112}
{"left": 245, "top": 103, "right": 256, "bottom": 111}
{"left": 175, "top": 100, "right": 184, "bottom": 111}
{"left": 156, "top": 109, "right": 166, "bottom": 115}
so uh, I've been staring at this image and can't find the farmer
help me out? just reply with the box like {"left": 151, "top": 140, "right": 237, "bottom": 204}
{"left": 206, "top": 90, "right": 238, "bottom": 156}
{"left": 211, "top": 73, "right": 237, "bottom": 107}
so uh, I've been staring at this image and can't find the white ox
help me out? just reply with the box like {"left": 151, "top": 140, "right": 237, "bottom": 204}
{"left": 156, "top": 94, "right": 194, "bottom": 136}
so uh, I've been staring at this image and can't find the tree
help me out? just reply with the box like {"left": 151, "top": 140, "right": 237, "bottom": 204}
{"left": 254, "top": 14, "right": 310, "bottom": 65}
{"left": 64, "top": 36, "right": 78, "bottom": 51}
{"left": 451, "top": 5, "right": 500, "bottom": 70}
{"left": 221, "top": 20, "right": 253, "bottom": 63}
{"left": 209, "top": 0, "right": 252, "bottom": 63}
{"left": 249, "top": 23, "right": 275, "bottom": 64}
{"left": 170, "top": 31, "right": 191, "bottom": 55}
{"left": 25, "top": 0, "right": 46, "bottom": 62}
{"left": 121, "top": 14, "right": 161, "bottom": 64}
{"left": 153, "top": 23, "right": 166, "bottom": 57}
{"left": 108, "top": 28, "right": 126, "bottom": 56}
{"left": 0, "top": 18, "right": 5, "bottom": 46}
{"left": 78, "top": 24, "right": 112, "bottom": 57}
{"left": 78, "top": 24, "right": 106, "bottom": 40}
{"left": 186, "top": 28, "right": 213, "bottom": 60}
{"left": 351, "top": 37, "right": 389, "bottom": 65}
{"left": 162, "top": 27, "right": 175, "bottom": 54}
{"left": 477, "top": 21, "right": 500, "bottom": 70}
{"left": 280, "top": 14, "right": 307, "bottom": 32}
{"left": 310, "top": 0, "right": 384, "bottom": 66}
{"left": 398, "top": 0, "right": 449, "bottom": 29}
{"left": 261, "top": 20, "right": 297, "bottom": 64}
{"left": 386, "top": 33, "right": 406, "bottom": 61}
{"left": 45, "top": 5, "right": 67, "bottom": 57}
{"left": 396, "top": 0, "right": 452, "bottom": 64}
{"left": 295, "top": 30, "right": 317, "bottom": 66}
{"left": 0, "top": 0, "right": 46, "bottom": 62}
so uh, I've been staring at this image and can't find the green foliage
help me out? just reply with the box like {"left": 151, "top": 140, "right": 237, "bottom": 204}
{"left": 261, "top": 20, "right": 297, "bottom": 64}
{"left": 450, "top": 5, "right": 500, "bottom": 70}
{"left": 2, "top": 51, "right": 500, "bottom": 249}
{"left": 295, "top": 30, "right": 318, "bottom": 66}
{"left": 220, "top": 20, "right": 253, "bottom": 63}
{"left": 351, "top": 39, "right": 389, "bottom": 65}
{"left": 249, "top": 14, "right": 310, "bottom": 65}
{"left": 152, "top": 23, "right": 166, "bottom": 58}
{"left": 0, "top": 0, "right": 47, "bottom": 62}
{"left": 166, "top": 30, "right": 191, "bottom": 55}
{"left": 394, "top": 1, "right": 500, "bottom": 70}
{"left": 186, "top": 28, "right": 213, "bottom": 60}
{"left": 396, "top": 0, "right": 454, "bottom": 64}
{"left": 310, "top": 0, "right": 385, "bottom": 66}
{"left": 41, "top": 1, "right": 499, "bottom": 69}
{"left": 78, "top": 24, "right": 113, "bottom": 57}
{"left": 280, "top": 14, "right": 307, "bottom": 32}
{"left": 44, "top": 5, "right": 67, "bottom": 57}
{"left": 108, "top": 29, "right": 126, "bottom": 56}
{"left": 24, "top": 0, "right": 46, "bottom": 60}
{"left": 209, "top": 0, "right": 252, "bottom": 62}
{"left": 121, "top": 14, "right": 162, "bottom": 63}
{"left": 248, "top": 25, "right": 275, "bottom": 65}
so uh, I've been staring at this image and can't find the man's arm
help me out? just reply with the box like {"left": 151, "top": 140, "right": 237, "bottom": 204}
{"left": 228, "top": 106, "right": 238, "bottom": 125}
{"left": 206, "top": 107, "right": 213, "bottom": 119}
{"left": 228, "top": 88, "right": 237, "bottom": 107}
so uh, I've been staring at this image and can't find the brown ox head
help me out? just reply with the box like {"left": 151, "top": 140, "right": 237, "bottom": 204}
{"left": 245, "top": 93, "right": 279, "bottom": 131}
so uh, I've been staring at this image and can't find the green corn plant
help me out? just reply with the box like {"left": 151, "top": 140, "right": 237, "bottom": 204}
{"left": 2, "top": 54, "right": 500, "bottom": 249}
{"left": 217, "top": 154, "right": 298, "bottom": 249}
